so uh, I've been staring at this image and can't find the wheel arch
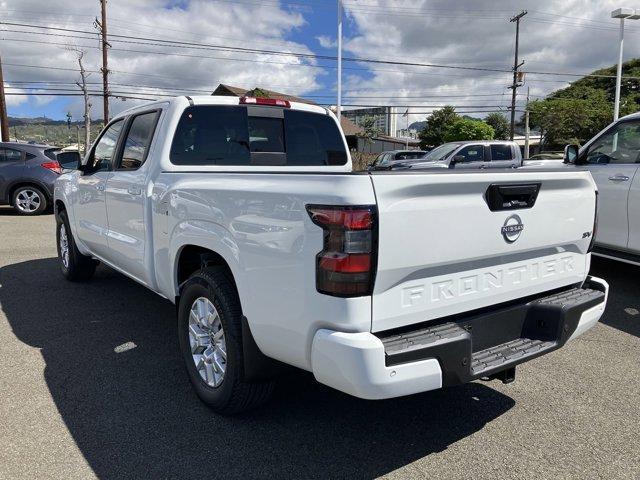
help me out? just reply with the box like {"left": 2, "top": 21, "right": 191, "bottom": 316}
{"left": 173, "top": 244, "right": 285, "bottom": 381}
{"left": 7, "top": 180, "right": 51, "bottom": 206}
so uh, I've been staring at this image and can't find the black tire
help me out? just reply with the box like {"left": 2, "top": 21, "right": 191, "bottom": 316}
{"left": 178, "top": 267, "right": 274, "bottom": 415}
{"left": 56, "top": 210, "right": 97, "bottom": 281}
{"left": 12, "top": 185, "right": 47, "bottom": 215}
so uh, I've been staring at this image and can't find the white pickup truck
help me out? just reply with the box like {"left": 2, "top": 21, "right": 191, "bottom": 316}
{"left": 54, "top": 96, "right": 608, "bottom": 414}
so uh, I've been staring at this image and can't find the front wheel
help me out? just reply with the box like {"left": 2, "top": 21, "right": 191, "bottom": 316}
{"left": 178, "top": 267, "right": 274, "bottom": 414}
{"left": 56, "top": 210, "right": 97, "bottom": 281}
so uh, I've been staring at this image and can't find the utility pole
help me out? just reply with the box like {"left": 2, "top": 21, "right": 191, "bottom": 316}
{"left": 337, "top": 0, "right": 343, "bottom": 122}
{"left": 509, "top": 10, "right": 527, "bottom": 140}
{"left": 524, "top": 87, "right": 530, "bottom": 159}
{"left": 96, "top": 0, "right": 110, "bottom": 123}
{"left": 0, "top": 55, "right": 9, "bottom": 142}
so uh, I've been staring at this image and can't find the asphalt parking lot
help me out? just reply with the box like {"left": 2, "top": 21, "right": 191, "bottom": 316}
{"left": 0, "top": 207, "right": 638, "bottom": 480}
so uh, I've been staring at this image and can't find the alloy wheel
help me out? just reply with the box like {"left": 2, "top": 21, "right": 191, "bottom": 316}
{"left": 189, "top": 296, "right": 227, "bottom": 387}
{"left": 59, "top": 223, "right": 70, "bottom": 269}
{"left": 16, "top": 189, "right": 42, "bottom": 213}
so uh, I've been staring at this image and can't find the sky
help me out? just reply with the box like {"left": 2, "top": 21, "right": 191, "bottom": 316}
{"left": 1, "top": 0, "right": 640, "bottom": 126}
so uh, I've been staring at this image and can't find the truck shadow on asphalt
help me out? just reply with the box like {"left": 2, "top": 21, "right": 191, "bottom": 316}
{"left": 590, "top": 257, "right": 640, "bottom": 338}
{"left": 1, "top": 258, "right": 515, "bottom": 479}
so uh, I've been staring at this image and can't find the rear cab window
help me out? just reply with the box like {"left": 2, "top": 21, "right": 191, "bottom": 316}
{"left": 170, "top": 105, "right": 347, "bottom": 167}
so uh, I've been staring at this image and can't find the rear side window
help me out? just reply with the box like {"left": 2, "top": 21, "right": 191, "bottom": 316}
{"left": 170, "top": 105, "right": 347, "bottom": 166}
{"left": 0, "top": 148, "right": 23, "bottom": 162}
{"left": 118, "top": 111, "right": 160, "bottom": 170}
{"left": 491, "top": 144, "right": 513, "bottom": 161}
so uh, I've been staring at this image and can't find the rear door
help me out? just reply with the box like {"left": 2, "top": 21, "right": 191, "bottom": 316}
{"left": 580, "top": 119, "right": 640, "bottom": 250}
{"left": 105, "top": 110, "right": 160, "bottom": 283}
{"left": 0, "top": 147, "right": 25, "bottom": 202}
{"left": 369, "top": 170, "right": 596, "bottom": 332}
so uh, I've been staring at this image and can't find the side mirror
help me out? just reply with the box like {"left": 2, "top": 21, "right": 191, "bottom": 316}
{"left": 451, "top": 155, "right": 465, "bottom": 165}
{"left": 564, "top": 144, "right": 579, "bottom": 164}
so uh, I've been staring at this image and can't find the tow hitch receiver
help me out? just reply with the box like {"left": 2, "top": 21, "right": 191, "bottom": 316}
{"left": 488, "top": 366, "right": 516, "bottom": 384}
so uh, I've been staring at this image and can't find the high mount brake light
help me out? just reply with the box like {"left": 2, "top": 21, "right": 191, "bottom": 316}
{"left": 240, "top": 97, "right": 291, "bottom": 108}
{"left": 40, "top": 160, "right": 62, "bottom": 174}
{"left": 588, "top": 190, "right": 598, "bottom": 253}
{"left": 307, "top": 205, "right": 377, "bottom": 297}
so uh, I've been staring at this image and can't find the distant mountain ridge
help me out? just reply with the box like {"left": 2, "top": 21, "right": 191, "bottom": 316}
{"left": 7, "top": 116, "right": 95, "bottom": 127}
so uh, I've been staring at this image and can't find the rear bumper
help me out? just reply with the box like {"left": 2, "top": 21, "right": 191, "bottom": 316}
{"left": 311, "top": 276, "right": 608, "bottom": 400}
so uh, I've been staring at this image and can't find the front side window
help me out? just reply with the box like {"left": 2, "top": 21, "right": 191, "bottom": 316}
{"left": 584, "top": 120, "right": 640, "bottom": 165}
{"left": 170, "top": 105, "right": 347, "bottom": 166}
{"left": 89, "top": 119, "right": 124, "bottom": 171}
{"left": 119, "top": 111, "right": 159, "bottom": 170}
{"left": 456, "top": 145, "right": 485, "bottom": 162}
{"left": 491, "top": 144, "right": 513, "bottom": 161}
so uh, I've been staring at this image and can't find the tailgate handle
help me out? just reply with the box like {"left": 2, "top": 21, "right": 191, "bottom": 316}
{"left": 485, "top": 183, "right": 541, "bottom": 211}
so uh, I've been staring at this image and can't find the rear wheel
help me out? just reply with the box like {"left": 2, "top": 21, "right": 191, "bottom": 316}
{"left": 178, "top": 267, "right": 274, "bottom": 414}
{"left": 12, "top": 186, "right": 47, "bottom": 215}
{"left": 56, "top": 210, "right": 97, "bottom": 281}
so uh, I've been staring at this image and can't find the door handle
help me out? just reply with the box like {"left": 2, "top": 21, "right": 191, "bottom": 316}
{"left": 127, "top": 186, "right": 142, "bottom": 196}
{"left": 608, "top": 175, "right": 630, "bottom": 182}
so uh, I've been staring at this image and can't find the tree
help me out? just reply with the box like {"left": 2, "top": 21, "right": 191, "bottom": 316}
{"left": 68, "top": 47, "right": 91, "bottom": 154}
{"left": 527, "top": 58, "right": 640, "bottom": 148}
{"left": 358, "top": 115, "right": 382, "bottom": 142}
{"left": 484, "top": 113, "right": 510, "bottom": 140}
{"left": 443, "top": 118, "right": 494, "bottom": 142}
{"left": 418, "top": 106, "right": 459, "bottom": 148}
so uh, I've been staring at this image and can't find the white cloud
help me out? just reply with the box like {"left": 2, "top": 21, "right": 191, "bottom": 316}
{"left": 341, "top": 0, "right": 640, "bottom": 123}
{"left": 1, "top": 0, "right": 321, "bottom": 118}
{"left": 317, "top": 35, "right": 337, "bottom": 49}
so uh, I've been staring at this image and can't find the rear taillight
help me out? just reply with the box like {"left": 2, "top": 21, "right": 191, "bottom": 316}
{"left": 588, "top": 190, "right": 598, "bottom": 253}
{"left": 307, "top": 205, "right": 377, "bottom": 297}
{"left": 240, "top": 96, "right": 291, "bottom": 108}
{"left": 41, "top": 161, "right": 62, "bottom": 174}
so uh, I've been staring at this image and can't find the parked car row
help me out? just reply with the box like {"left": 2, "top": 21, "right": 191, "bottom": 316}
{"left": 0, "top": 142, "right": 80, "bottom": 215}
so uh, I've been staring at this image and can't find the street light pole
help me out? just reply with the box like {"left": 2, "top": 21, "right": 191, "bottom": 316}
{"left": 337, "top": 0, "right": 342, "bottom": 121}
{"left": 611, "top": 8, "right": 639, "bottom": 121}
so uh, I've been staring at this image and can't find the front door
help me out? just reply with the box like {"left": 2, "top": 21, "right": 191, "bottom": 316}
{"left": 452, "top": 144, "right": 488, "bottom": 169}
{"left": 580, "top": 119, "right": 640, "bottom": 250}
{"left": 105, "top": 110, "right": 160, "bottom": 283}
{"left": 0, "top": 147, "right": 25, "bottom": 203}
{"left": 75, "top": 119, "right": 124, "bottom": 258}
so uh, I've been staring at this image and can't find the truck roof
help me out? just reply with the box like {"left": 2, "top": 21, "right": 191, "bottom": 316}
{"left": 113, "top": 95, "right": 329, "bottom": 120}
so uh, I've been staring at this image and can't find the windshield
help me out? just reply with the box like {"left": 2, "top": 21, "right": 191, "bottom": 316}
{"left": 420, "top": 143, "right": 459, "bottom": 162}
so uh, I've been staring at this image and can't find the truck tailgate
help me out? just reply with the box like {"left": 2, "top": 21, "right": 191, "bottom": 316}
{"left": 369, "top": 170, "right": 596, "bottom": 332}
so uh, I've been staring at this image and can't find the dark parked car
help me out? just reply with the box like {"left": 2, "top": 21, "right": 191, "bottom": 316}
{"left": 0, "top": 142, "right": 79, "bottom": 215}
{"left": 368, "top": 149, "right": 427, "bottom": 170}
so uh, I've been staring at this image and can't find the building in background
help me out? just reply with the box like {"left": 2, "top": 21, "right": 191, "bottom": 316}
{"left": 342, "top": 107, "right": 398, "bottom": 137}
